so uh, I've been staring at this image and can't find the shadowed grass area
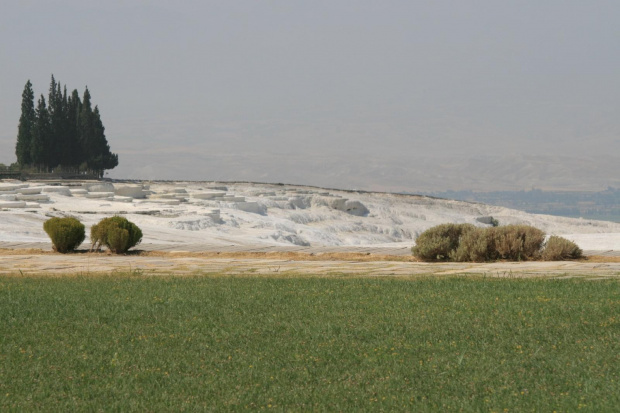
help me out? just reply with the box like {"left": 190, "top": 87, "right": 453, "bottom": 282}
{"left": 0, "top": 275, "right": 618, "bottom": 411}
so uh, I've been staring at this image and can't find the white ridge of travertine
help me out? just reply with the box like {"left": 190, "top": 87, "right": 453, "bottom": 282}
{"left": 112, "top": 196, "right": 134, "bottom": 203}
{"left": 41, "top": 186, "right": 72, "bottom": 196}
{"left": 85, "top": 192, "right": 115, "bottom": 199}
{"left": 114, "top": 184, "right": 148, "bottom": 199}
{"left": 83, "top": 182, "right": 115, "bottom": 193}
{"left": 0, "top": 183, "right": 28, "bottom": 192}
{"left": 0, "top": 180, "right": 619, "bottom": 250}
{"left": 192, "top": 191, "right": 226, "bottom": 200}
{"left": 0, "top": 201, "right": 27, "bottom": 208}
{"left": 16, "top": 187, "right": 42, "bottom": 195}
{"left": 70, "top": 189, "right": 88, "bottom": 196}
{"left": 15, "top": 194, "right": 50, "bottom": 202}
{"left": 148, "top": 193, "right": 180, "bottom": 199}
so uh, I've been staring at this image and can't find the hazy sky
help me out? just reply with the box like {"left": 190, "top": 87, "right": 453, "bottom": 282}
{"left": 1, "top": 1, "right": 619, "bottom": 189}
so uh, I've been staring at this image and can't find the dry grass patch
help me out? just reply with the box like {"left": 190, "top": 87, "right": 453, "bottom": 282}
{"left": 140, "top": 250, "right": 422, "bottom": 262}
{"left": 2, "top": 248, "right": 619, "bottom": 264}
{"left": 0, "top": 248, "right": 54, "bottom": 256}
{"left": 581, "top": 255, "right": 620, "bottom": 263}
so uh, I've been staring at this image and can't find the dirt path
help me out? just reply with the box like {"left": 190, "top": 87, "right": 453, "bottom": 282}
{"left": 1, "top": 250, "right": 619, "bottom": 278}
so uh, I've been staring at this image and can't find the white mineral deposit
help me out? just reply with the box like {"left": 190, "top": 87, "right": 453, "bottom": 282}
{"left": 0, "top": 179, "right": 619, "bottom": 251}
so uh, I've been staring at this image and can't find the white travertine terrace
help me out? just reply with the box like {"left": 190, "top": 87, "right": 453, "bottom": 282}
{"left": 0, "top": 201, "right": 26, "bottom": 208}
{"left": 15, "top": 194, "right": 50, "bottom": 202}
{"left": 85, "top": 192, "right": 115, "bottom": 199}
{"left": 0, "top": 179, "right": 619, "bottom": 250}
{"left": 41, "top": 186, "right": 72, "bottom": 196}
{"left": 114, "top": 184, "right": 148, "bottom": 199}
{"left": 16, "top": 187, "right": 42, "bottom": 195}
{"left": 83, "top": 182, "right": 115, "bottom": 193}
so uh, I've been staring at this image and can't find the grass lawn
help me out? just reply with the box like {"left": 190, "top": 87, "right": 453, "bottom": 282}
{"left": 0, "top": 274, "right": 618, "bottom": 411}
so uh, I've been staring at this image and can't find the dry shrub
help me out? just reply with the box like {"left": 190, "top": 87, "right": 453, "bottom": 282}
{"left": 542, "top": 236, "right": 583, "bottom": 260}
{"left": 412, "top": 223, "right": 475, "bottom": 261}
{"left": 450, "top": 228, "right": 498, "bottom": 262}
{"left": 492, "top": 225, "right": 545, "bottom": 261}
{"left": 412, "top": 223, "right": 553, "bottom": 262}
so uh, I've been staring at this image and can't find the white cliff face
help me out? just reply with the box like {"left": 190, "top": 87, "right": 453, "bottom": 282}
{"left": 1, "top": 180, "right": 619, "bottom": 250}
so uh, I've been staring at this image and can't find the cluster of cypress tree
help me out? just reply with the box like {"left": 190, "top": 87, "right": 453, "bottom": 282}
{"left": 15, "top": 75, "right": 118, "bottom": 177}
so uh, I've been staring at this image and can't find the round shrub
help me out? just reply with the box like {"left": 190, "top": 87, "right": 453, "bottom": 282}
{"left": 91, "top": 216, "right": 142, "bottom": 254}
{"left": 412, "top": 223, "right": 475, "bottom": 261}
{"left": 542, "top": 236, "right": 583, "bottom": 260}
{"left": 43, "top": 217, "right": 85, "bottom": 253}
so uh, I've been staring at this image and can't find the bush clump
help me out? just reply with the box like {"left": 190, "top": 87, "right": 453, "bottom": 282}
{"left": 43, "top": 217, "right": 85, "bottom": 253}
{"left": 411, "top": 223, "right": 475, "bottom": 261}
{"left": 413, "top": 223, "right": 582, "bottom": 262}
{"left": 542, "top": 236, "right": 583, "bottom": 260}
{"left": 91, "top": 216, "right": 142, "bottom": 254}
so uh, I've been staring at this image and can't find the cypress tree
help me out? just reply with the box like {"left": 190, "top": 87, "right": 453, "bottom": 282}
{"left": 66, "top": 89, "right": 82, "bottom": 170}
{"left": 47, "top": 75, "right": 66, "bottom": 170}
{"left": 60, "top": 85, "right": 69, "bottom": 167}
{"left": 91, "top": 106, "right": 118, "bottom": 177}
{"left": 30, "top": 95, "right": 51, "bottom": 171}
{"left": 15, "top": 80, "right": 36, "bottom": 167}
{"left": 78, "top": 87, "right": 95, "bottom": 172}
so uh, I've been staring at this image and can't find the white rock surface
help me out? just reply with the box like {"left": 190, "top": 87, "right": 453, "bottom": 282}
{"left": 191, "top": 191, "right": 227, "bottom": 200}
{"left": 112, "top": 196, "right": 134, "bottom": 203}
{"left": 143, "top": 198, "right": 182, "bottom": 205}
{"left": 42, "top": 186, "right": 72, "bottom": 196}
{"left": 0, "top": 184, "right": 27, "bottom": 192}
{"left": 16, "top": 187, "right": 42, "bottom": 195}
{"left": 84, "top": 182, "right": 115, "bottom": 193}
{"left": 148, "top": 193, "right": 179, "bottom": 199}
{"left": 0, "top": 180, "right": 619, "bottom": 250}
{"left": 15, "top": 194, "right": 50, "bottom": 202}
{"left": 114, "top": 184, "right": 148, "bottom": 199}
{"left": 234, "top": 201, "right": 264, "bottom": 214}
{"left": 86, "top": 192, "right": 115, "bottom": 199}
{"left": 0, "top": 201, "right": 27, "bottom": 208}
{"left": 164, "top": 188, "right": 188, "bottom": 194}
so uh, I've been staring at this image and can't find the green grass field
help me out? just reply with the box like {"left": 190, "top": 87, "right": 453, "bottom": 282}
{"left": 1, "top": 274, "right": 618, "bottom": 411}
